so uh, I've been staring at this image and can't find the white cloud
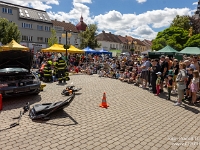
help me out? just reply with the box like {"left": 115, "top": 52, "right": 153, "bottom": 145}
{"left": 0, "top": 0, "right": 59, "bottom": 10}
{"left": 93, "top": 7, "right": 192, "bottom": 39}
{"left": 136, "top": 0, "right": 147, "bottom": 4}
{"left": 73, "top": 0, "right": 92, "bottom": 3}
{"left": 193, "top": 2, "right": 198, "bottom": 5}
{"left": 48, "top": 1, "right": 91, "bottom": 24}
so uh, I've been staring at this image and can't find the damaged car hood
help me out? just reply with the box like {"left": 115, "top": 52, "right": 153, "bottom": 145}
{"left": 0, "top": 50, "right": 33, "bottom": 71}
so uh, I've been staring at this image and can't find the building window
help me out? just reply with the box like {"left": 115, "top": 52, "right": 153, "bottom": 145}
{"left": 22, "top": 23, "right": 32, "bottom": 29}
{"left": 45, "top": 38, "right": 48, "bottom": 43}
{"left": 44, "top": 26, "right": 50, "bottom": 31}
{"left": 2, "top": 8, "right": 12, "bottom": 14}
{"left": 22, "top": 35, "right": 33, "bottom": 41}
{"left": 37, "top": 37, "right": 43, "bottom": 42}
{"left": 37, "top": 25, "right": 43, "bottom": 31}
{"left": 58, "top": 37, "right": 61, "bottom": 44}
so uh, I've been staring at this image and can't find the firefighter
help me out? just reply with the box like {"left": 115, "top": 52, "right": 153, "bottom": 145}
{"left": 43, "top": 60, "right": 53, "bottom": 82}
{"left": 56, "top": 53, "right": 69, "bottom": 83}
{"left": 52, "top": 59, "right": 58, "bottom": 82}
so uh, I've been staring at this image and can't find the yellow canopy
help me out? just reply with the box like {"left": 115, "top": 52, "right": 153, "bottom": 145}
{"left": 67, "top": 45, "right": 84, "bottom": 53}
{"left": 41, "top": 44, "right": 66, "bottom": 53}
{"left": 0, "top": 39, "right": 29, "bottom": 51}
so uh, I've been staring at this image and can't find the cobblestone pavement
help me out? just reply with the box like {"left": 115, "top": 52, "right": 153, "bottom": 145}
{"left": 1, "top": 74, "right": 200, "bottom": 150}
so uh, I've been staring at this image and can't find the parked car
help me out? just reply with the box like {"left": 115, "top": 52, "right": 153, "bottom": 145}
{"left": 0, "top": 50, "right": 41, "bottom": 96}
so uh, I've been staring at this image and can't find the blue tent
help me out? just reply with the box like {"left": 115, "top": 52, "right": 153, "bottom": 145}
{"left": 98, "top": 49, "right": 112, "bottom": 57}
{"left": 83, "top": 46, "right": 98, "bottom": 54}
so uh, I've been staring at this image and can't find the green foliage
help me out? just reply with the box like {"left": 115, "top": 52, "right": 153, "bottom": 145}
{"left": 152, "top": 27, "right": 189, "bottom": 51}
{"left": 184, "top": 34, "right": 200, "bottom": 47}
{"left": 79, "top": 24, "right": 101, "bottom": 49}
{"left": 63, "top": 44, "right": 70, "bottom": 49}
{"left": 170, "top": 15, "right": 190, "bottom": 31}
{"left": 0, "top": 17, "right": 21, "bottom": 45}
{"left": 48, "top": 29, "right": 58, "bottom": 47}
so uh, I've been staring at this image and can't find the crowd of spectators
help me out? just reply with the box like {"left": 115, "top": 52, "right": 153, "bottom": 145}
{"left": 32, "top": 51, "right": 200, "bottom": 106}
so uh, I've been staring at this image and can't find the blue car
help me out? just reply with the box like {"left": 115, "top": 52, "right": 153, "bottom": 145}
{"left": 0, "top": 50, "right": 41, "bottom": 96}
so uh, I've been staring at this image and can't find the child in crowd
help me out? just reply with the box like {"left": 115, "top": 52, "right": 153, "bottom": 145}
{"left": 189, "top": 70, "right": 199, "bottom": 105}
{"left": 115, "top": 71, "right": 120, "bottom": 79}
{"left": 122, "top": 69, "right": 130, "bottom": 82}
{"left": 118, "top": 71, "right": 125, "bottom": 81}
{"left": 128, "top": 70, "right": 137, "bottom": 84}
{"left": 185, "top": 68, "right": 194, "bottom": 100}
{"left": 134, "top": 73, "right": 141, "bottom": 86}
{"left": 98, "top": 68, "right": 105, "bottom": 77}
{"left": 167, "top": 74, "right": 173, "bottom": 100}
{"left": 108, "top": 69, "right": 115, "bottom": 78}
{"left": 155, "top": 72, "right": 162, "bottom": 96}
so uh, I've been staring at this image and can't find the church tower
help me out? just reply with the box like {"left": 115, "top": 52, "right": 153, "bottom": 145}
{"left": 194, "top": 0, "right": 200, "bottom": 19}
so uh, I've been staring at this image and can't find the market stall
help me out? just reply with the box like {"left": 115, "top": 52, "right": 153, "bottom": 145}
{"left": 41, "top": 44, "right": 66, "bottom": 53}
{"left": 0, "top": 39, "right": 29, "bottom": 51}
{"left": 67, "top": 45, "right": 84, "bottom": 54}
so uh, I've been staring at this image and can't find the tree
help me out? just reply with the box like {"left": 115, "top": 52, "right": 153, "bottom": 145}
{"left": 151, "top": 27, "right": 189, "bottom": 51}
{"left": 184, "top": 34, "right": 200, "bottom": 47}
{"left": 79, "top": 24, "right": 101, "bottom": 49}
{"left": 189, "top": 17, "right": 200, "bottom": 35}
{"left": 170, "top": 15, "right": 190, "bottom": 31}
{"left": 48, "top": 29, "right": 58, "bottom": 47}
{"left": 0, "top": 17, "right": 21, "bottom": 45}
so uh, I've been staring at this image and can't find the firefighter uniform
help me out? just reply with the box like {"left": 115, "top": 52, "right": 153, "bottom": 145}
{"left": 43, "top": 61, "right": 53, "bottom": 82}
{"left": 56, "top": 56, "right": 70, "bottom": 83}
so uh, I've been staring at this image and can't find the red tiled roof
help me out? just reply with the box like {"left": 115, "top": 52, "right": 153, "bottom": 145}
{"left": 142, "top": 39, "right": 152, "bottom": 46}
{"left": 51, "top": 20, "right": 78, "bottom": 32}
{"left": 117, "top": 35, "right": 127, "bottom": 43}
{"left": 96, "top": 31, "right": 122, "bottom": 43}
{"left": 125, "top": 36, "right": 146, "bottom": 46}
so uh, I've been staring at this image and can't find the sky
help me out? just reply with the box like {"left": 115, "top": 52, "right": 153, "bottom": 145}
{"left": 2, "top": 0, "right": 199, "bottom": 40}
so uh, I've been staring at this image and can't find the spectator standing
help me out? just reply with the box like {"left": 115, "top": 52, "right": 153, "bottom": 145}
{"left": 160, "top": 55, "right": 168, "bottom": 92}
{"left": 175, "top": 62, "right": 187, "bottom": 106}
{"left": 150, "top": 59, "right": 161, "bottom": 94}
{"left": 155, "top": 72, "right": 162, "bottom": 96}
{"left": 190, "top": 70, "right": 199, "bottom": 105}
{"left": 171, "top": 59, "right": 179, "bottom": 93}
{"left": 140, "top": 56, "right": 150, "bottom": 88}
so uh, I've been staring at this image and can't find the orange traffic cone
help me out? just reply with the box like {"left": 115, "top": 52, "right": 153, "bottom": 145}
{"left": 0, "top": 94, "right": 2, "bottom": 110}
{"left": 99, "top": 92, "right": 109, "bottom": 108}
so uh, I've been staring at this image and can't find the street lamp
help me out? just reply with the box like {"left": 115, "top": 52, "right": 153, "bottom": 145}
{"left": 128, "top": 41, "right": 134, "bottom": 55}
{"left": 65, "top": 30, "right": 72, "bottom": 61}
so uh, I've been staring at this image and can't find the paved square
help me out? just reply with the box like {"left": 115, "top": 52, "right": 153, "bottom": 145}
{"left": 1, "top": 74, "right": 200, "bottom": 150}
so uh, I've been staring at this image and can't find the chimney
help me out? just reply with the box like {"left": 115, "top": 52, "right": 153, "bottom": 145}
{"left": 109, "top": 32, "right": 111, "bottom": 34}
{"left": 63, "top": 21, "right": 65, "bottom": 23}
{"left": 102, "top": 30, "right": 105, "bottom": 33}
{"left": 55, "top": 19, "right": 57, "bottom": 21}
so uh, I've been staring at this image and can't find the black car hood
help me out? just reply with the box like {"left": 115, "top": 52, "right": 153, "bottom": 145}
{"left": 0, "top": 50, "right": 33, "bottom": 71}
